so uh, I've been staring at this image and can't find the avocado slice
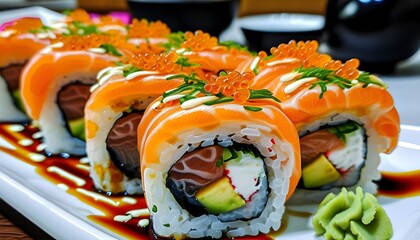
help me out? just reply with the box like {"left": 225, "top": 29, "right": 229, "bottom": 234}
{"left": 328, "top": 121, "right": 362, "bottom": 143}
{"left": 222, "top": 147, "right": 233, "bottom": 161}
{"left": 68, "top": 117, "right": 86, "bottom": 141}
{"left": 196, "top": 176, "right": 245, "bottom": 214}
{"left": 12, "top": 90, "right": 26, "bottom": 113}
{"left": 302, "top": 154, "right": 340, "bottom": 189}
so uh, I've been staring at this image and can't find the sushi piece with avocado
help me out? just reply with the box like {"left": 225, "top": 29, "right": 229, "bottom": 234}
{"left": 299, "top": 121, "right": 367, "bottom": 190}
{"left": 166, "top": 145, "right": 268, "bottom": 221}
{"left": 138, "top": 95, "right": 301, "bottom": 239}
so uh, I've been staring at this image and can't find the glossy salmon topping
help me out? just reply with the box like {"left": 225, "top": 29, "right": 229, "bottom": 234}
{"left": 3, "top": 18, "right": 43, "bottom": 35}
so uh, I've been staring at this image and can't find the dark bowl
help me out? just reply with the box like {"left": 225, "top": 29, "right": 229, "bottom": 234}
{"left": 323, "top": 0, "right": 420, "bottom": 74}
{"left": 239, "top": 13, "right": 325, "bottom": 52}
{"left": 126, "top": 0, "right": 237, "bottom": 37}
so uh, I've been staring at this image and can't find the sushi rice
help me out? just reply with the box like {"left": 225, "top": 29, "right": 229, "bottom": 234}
{"left": 143, "top": 122, "right": 295, "bottom": 238}
{"left": 288, "top": 113, "right": 381, "bottom": 204}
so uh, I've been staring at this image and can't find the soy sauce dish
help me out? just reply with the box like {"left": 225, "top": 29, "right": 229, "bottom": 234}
{"left": 239, "top": 13, "right": 325, "bottom": 52}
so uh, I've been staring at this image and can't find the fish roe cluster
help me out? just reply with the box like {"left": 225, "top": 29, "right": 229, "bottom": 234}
{"left": 270, "top": 40, "right": 332, "bottom": 68}
{"left": 129, "top": 51, "right": 181, "bottom": 73}
{"left": 54, "top": 33, "right": 127, "bottom": 51}
{"left": 127, "top": 19, "right": 171, "bottom": 38}
{"left": 66, "top": 9, "right": 92, "bottom": 23}
{"left": 204, "top": 71, "right": 254, "bottom": 104}
{"left": 5, "top": 18, "right": 44, "bottom": 34}
{"left": 335, "top": 58, "right": 360, "bottom": 80}
{"left": 97, "top": 15, "right": 124, "bottom": 26}
{"left": 181, "top": 30, "right": 218, "bottom": 51}
{"left": 271, "top": 40, "right": 361, "bottom": 80}
{"left": 257, "top": 51, "right": 268, "bottom": 69}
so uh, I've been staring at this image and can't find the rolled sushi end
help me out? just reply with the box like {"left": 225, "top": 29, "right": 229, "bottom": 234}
{"left": 196, "top": 176, "right": 246, "bottom": 214}
{"left": 167, "top": 144, "right": 268, "bottom": 220}
{"left": 312, "top": 187, "right": 393, "bottom": 240}
{"left": 143, "top": 121, "right": 297, "bottom": 239}
{"left": 300, "top": 121, "right": 366, "bottom": 190}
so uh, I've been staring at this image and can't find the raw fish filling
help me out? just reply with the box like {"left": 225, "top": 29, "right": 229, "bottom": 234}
{"left": 0, "top": 63, "right": 26, "bottom": 112}
{"left": 166, "top": 143, "right": 268, "bottom": 221}
{"left": 57, "top": 82, "right": 92, "bottom": 141}
{"left": 299, "top": 121, "right": 366, "bottom": 190}
{"left": 106, "top": 111, "right": 143, "bottom": 179}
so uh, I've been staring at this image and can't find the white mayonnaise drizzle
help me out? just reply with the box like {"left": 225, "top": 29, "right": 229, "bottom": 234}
{"left": 0, "top": 30, "right": 16, "bottom": 38}
{"left": 32, "top": 131, "right": 43, "bottom": 139}
{"left": 28, "top": 153, "right": 46, "bottom": 162}
{"left": 250, "top": 56, "right": 260, "bottom": 71}
{"left": 57, "top": 183, "right": 69, "bottom": 191}
{"left": 18, "top": 139, "right": 33, "bottom": 147}
{"left": 47, "top": 166, "right": 86, "bottom": 186}
{"left": 76, "top": 188, "right": 120, "bottom": 206}
{"left": 280, "top": 72, "right": 302, "bottom": 82}
{"left": 266, "top": 58, "right": 299, "bottom": 67}
{"left": 76, "top": 164, "right": 90, "bottom": 171}
{"left": 138, "top": 219, "right": 150, "bottom": 227}
{"left": 79, "top": 157, "right": 90, "bottom": 164}
{"left": 7, "top": 124, "right": 25, "bottom": 132}
{"left": 127, "top": 208, "right": 150, "bottom": 217}
{"left": 181, "top": 96, "right": 218, "bottom": 109}
{"left": 121, "top": 197, "right": 137, "bottom": 205}
{"left": 126, "top": 70, "right": 160, "bottom": 81}
{"left": 88, "top": 47, "right": 107, "bottom": 54}
{"left": 36, "top": 143, "right": 47, "bottom": 152}
{"left": 114, "top": 215, "right": 132, "bottom": 222}
{"left": 284, "top": 77, "right": 317, "bottom": 94}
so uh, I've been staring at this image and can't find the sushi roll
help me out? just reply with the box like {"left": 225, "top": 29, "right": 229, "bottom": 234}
{"left": 173, "top": 30, "right": 253, "bottom": 73}
{"left": 86, "top": 32, "right": 253, "bottom": 195}
{"left": 251, "top": 40, "right": 400, "bottom": 204}
{"left": 0, "top": 9, "right": 130, "bottom": 123}
{"left": 20, "top": 33, "right": 134, "bottom": 155}
{"left": 85, "top": 50, "right": 192, "bottom": 194}
{"left": 137, "top": 71, "right": 301, "bottom": 238}
{"left": 0, "top": 18, "right": 53, "bottom": 122}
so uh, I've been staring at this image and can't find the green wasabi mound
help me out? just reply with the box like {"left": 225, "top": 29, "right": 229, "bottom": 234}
{"left": 312, "top": 187, "right": 393, "bottom": 240}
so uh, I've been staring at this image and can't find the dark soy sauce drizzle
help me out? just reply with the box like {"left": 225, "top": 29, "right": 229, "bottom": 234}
{"left": 1, "top": 122, "right": 419, "bottom": 239}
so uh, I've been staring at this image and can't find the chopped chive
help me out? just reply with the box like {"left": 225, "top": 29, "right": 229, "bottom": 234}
{"left": 100, "top": 44, "right": 123, "bottom": 57}
{"left": 175, "top": 57, "right": 199, "bottom": 68}
{"left": 294, "top": 66, "right": 384, "bottom": 99}
{"left": 216, "top": 159, "right": 223, "bottom": 167}
{"left": 123, "top": 66, "right": 140, "bottom": 77}
{"left": 152, "top": 205, "right": 157, "bottom": 213}
{"left": 163, "top": 223, "right": 170, "bottom": 227}
{"left": 244, "top": 106, "right": 263, "bottom": 112}
{"left": 204, "top": 97, "right": 233, "bottom": 105}
{"left": 71, "top": 22, "right": 100, "bottom": 35}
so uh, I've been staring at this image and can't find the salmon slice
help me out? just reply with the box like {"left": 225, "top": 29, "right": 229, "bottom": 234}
{"left": 300, "top": 129, "right": 345, "bottom": 167}
{"left": 250, "top": 41, "right": 400, "bottom": 155}
{"left": 20, "top": 50, "right": 118, "bottom": 120}
{"left": 138, "top": 99, "right": 301, "bottom": 201}
{"left": 85, "top": 71, "right": 183, "bottom": 193}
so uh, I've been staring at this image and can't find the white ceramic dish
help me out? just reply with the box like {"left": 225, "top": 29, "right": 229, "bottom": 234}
{"left": 0, "top": 6, "right": 64, "bottom": 26}
{"left": 1, "top": 6, "right": 419, "bottom": 240}
{"left": 239, "top": 13, "right": 325, "bottom": 33}
{"left": 0, "top": 124, "right": 419, "bottom": 240}
{"left": 238, "top": 13, "right": 325, "bottom": 52}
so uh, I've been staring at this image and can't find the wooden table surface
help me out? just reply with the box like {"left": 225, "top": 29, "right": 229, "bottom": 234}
{"left": 0, "top": 199, "right": 53, "bottom": 240}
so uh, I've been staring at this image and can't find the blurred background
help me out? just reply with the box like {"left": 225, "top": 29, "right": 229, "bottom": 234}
{"left": 0, "top": 0, "right": 327, "bottom": 15}
{"left": 1, "top": 0, "right": 419, "bottom": 74}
